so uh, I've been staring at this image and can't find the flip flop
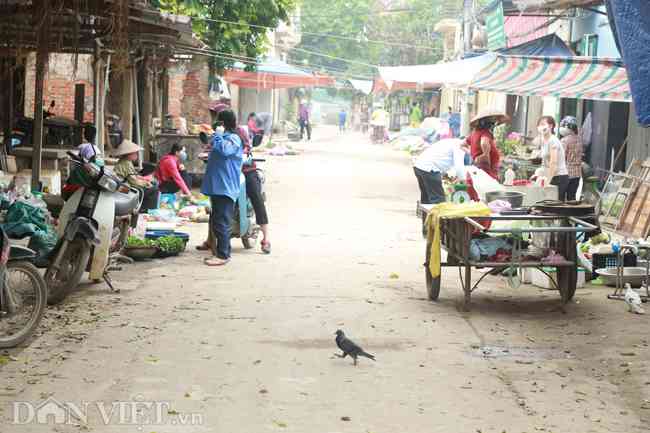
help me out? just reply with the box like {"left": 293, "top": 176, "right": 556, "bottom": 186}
{"left": 261, "top": 241, "right": 271, "bottom": 254}
{"left": 204, "top": 257, "right": 229, "bottom": 266}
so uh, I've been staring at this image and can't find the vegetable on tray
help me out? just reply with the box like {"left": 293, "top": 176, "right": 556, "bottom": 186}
{"left": 126, "top": 236, "right": 156, "bottom": 248}
{"left": 155, "top": 235, "right": 186, "bottom": 254}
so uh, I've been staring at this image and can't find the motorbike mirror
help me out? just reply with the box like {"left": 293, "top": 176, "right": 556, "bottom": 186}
{"left": 199, "top": 131, "right": 210, "bottom": 145}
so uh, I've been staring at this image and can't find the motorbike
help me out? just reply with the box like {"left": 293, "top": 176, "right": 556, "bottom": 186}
{"left": 44, "top": 151, "right": 141, "bottom": 305}
{"left": 198, "top": 132, "right": 266, "bottom": 249}
{"left": 9, "top": 101, "right": 80, "bottom": 152}
{"left": 0, "top": 226, "right": 48, "bottom": 348}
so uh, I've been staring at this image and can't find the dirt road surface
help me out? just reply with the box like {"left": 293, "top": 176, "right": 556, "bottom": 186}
{"left": 1, "top": 127, "right": 649, "bottom": 433}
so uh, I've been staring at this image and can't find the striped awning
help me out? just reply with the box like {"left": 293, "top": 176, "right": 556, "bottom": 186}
{"left": 470, "top": 55, "right": 631, "bottom": 102}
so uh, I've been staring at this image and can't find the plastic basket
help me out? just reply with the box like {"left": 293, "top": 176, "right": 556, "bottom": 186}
{"left": 591, "top": 253, "right": 636, "bottom": 279}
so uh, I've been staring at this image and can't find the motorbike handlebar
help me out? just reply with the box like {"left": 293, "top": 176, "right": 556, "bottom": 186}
{"left": 67, "top": 150, "right": 83, "bottom": 163}
{"left": 252, "top": 158, "right": 266, "bottom": 162}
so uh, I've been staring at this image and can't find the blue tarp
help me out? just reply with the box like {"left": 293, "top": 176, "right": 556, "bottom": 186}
{"left": 462, "top": 33, "right": 575, "bottom": 60}
{"left": 500, "top": 33, "right": 574, "bottom": 57}
{"left": 607, "top": 0, "right": 650, "bottom": 126}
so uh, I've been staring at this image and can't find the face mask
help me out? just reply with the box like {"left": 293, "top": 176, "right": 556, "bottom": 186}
{"left": 559, "top": 127, "right": 572, "bottom": 137}
{"left": 179, "top": 150, "right": 188, "bottom": 162}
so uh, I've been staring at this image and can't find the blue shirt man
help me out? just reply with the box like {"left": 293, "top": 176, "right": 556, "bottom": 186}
{"left": 201, "top": 128, "right": 243, "bottom": 264}
{"left": 201, "top": 131, "right": 243, "bottom": 201}
{"left": 338, "top": 109, "right": 347, "bottom": 132}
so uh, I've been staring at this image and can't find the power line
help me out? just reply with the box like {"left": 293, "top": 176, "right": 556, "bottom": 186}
{"left": 289, "top": 46, "right": 378, "bottom": 69}
{"left": 192, "top": 16, "right": 440, "bottom": 51}
{"left": 173, "top": 45, "right": 376, "bottom": 81}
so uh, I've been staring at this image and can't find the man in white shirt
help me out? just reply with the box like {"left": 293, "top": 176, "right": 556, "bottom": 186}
{"left": 413, "top": 138, "right": 471, "bottom": 204}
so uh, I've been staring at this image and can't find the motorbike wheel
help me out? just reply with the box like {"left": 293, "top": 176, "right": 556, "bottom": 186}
{"left": 45, "top": 239, "right": 91, "bottom": 305}
{"left": 0, "top": 261, "right": 48, "bottom": 348}
{"left": 242, "top": 236, "right": 255, "bottom": 250}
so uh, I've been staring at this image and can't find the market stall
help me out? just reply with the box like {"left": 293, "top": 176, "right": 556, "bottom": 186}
{"left": 423, "top": 202, "right": 597, "bottom": 309}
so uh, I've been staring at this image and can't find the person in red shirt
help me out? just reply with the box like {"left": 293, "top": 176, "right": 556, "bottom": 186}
{"left": 155, "top": 143, "right": 191, "bottom": 195}
{"left": 466, "top": 111, "right": 509, "bottom": 179}
{"left": 247, "top": 112, "right": 264, "bottom": 147}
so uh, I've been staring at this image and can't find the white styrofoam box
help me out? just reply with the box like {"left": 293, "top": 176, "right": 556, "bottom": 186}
{"left": 531, "top": 267, "right": 586, "bottom": 289}
{"left": 0, "top": 169, "right": 65, "bottom": 195}
{"left": 5, "top": 170, "right": 62, "bottom": 195}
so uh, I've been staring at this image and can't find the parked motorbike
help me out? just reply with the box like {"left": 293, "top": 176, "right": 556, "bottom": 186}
{"left": 44, "top": 151, "right": 141, "bottom": 305}
{"left": 0, "top": 226, "right": 48, "bottom": 348}
{"left": 198, "top": 132, "right": 266, "bottom": 249}
{"left": 9, "top": 101, "right": 80, "bottom": 151}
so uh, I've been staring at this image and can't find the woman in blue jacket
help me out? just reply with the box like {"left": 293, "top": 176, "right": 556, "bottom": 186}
{"left": 201, "top": 109, "right": 243, "bottom": 266}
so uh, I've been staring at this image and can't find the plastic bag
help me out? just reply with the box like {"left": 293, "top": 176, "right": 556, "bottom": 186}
{"left": 467, "top": 167, "right": 504, "bottom": 202}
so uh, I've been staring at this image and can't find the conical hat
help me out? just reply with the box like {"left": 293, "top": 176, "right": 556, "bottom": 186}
{"left": 470, "top": 108, "right": 510, "bottom": 127}
{"left": 113, "top": 139, "right": 141, "bottom": 157}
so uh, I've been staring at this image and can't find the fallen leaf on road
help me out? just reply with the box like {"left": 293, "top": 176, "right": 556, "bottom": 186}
{"left": 273, "top": 420, "right": 287, "bottom": 428}
{"left": 389, "top": 273, "right": 399, "bottom": 279}
{"left": 145, "top": 355, "right": 159, "bottom": 364}
{"left": 253, "top": 360, "right": 262, "bottom": 365}
{"left": 341, "top": 416, "right": 351, "bottom": 421}
{"left": 0, "top": 356, "right": 9, "bottom": 365}
{"left": 167, "top": 409, "right": 178, "bottom": 415}
{"left": 259, "top": 389, "right": 268, "bottom": 394}
{"left": 184, "top": 392, "right": 191, "bottom": 398}
{"left": 621, "top": 352, "right": 636, "bottom": 357}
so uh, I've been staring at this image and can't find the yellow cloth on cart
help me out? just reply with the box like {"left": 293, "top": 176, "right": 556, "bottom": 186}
{"left": 426, "top": 202, "right": 491, "bottom": 278}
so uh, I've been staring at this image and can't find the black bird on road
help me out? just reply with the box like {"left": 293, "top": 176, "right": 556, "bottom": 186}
{"left": 334, "top": 330, "right": 376, "bottom": 365}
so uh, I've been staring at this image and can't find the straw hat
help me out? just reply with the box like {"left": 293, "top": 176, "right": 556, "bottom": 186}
{"left": 470, "top": 108, "right": 510, "bottom": 128}
{"left": 113, "top": 139, "right": 141, "bottom": 157}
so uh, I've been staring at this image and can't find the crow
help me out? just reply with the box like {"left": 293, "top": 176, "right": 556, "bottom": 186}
{"left": 334, "top": 329, "right": 376, "bottom": 365}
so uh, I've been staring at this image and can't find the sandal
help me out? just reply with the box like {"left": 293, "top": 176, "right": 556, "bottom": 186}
{"left": 204, "top": 257, "right": 230, "bottom": 266}
{"left": 196, "top": 241, "right": 211, "bottom": 251}
{"left": 261, "top": 241, "right": 272, "bottom": 254}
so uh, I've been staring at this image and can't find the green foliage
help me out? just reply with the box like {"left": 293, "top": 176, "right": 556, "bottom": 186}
{"left": 290, "top": 0, "right": 454, "bottom": 78}
{"left": 152, "top": 0, "right": 297, "bottom": 72}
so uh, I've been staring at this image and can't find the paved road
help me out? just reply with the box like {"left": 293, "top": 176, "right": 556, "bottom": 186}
{"left": 1, "top": 127, "right": 649, "bottom": 432}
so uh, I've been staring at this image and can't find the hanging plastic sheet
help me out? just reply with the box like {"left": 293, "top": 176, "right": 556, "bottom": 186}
{"left": 607, "top": 0, "right": 650, "bottom": 126}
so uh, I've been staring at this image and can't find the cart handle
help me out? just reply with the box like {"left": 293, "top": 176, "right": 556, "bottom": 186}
{"left": 463, "top": 216, "right": 598, "bottom": 234}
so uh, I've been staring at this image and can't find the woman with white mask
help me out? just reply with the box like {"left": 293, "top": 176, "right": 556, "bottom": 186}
{"left": 538, "top": 116, "right": 569, "bottom": 201}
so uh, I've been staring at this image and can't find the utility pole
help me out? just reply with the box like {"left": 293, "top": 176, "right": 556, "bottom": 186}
{"left": 463, "top": 0, "right": 473, "bottom": 54}
{"left": 461, "top": 0, "right": 473, "bottom": 137}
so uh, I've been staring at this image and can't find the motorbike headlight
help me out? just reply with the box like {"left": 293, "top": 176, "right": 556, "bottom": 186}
{"left": 98, "top": 174, "right": 119, "bottom": 192}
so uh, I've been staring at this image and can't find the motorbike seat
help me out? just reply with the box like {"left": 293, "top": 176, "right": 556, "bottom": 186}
{"left": 114, "top": 190, "right": 140, "bottom": 216}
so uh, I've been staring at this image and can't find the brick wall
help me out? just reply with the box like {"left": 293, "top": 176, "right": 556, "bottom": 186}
{"left": 24, "top": 53, "right": 95, "bottom": 122}
{"left": 167, "top": 57, "right": 211, "bottom": 125}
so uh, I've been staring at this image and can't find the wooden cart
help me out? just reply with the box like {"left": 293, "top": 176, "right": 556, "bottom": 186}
{"left": 424, "top": 214, "right": 596, "bottom": 309}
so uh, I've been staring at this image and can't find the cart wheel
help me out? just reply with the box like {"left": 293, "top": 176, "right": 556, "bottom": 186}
{"left": 425, "top": 243, "right": 440, "bottom": 301}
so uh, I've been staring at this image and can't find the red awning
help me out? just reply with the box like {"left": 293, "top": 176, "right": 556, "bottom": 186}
{"left": 224, "top": 69, "right": 334, "bottom": 90}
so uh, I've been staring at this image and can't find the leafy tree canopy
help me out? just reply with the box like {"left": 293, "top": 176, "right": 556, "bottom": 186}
{"left": 290, "top": 0, "right": 463, "bottom": 80}
{"left": 152, "top": 0, "right": 296, "bottom": 71}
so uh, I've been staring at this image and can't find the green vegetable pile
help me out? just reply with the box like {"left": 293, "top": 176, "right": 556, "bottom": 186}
{"left": 127, "top": 236, "right": 156, "bottom": 248}
{"left": 155, "top": 236, "right": 186, "bottom": 253}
